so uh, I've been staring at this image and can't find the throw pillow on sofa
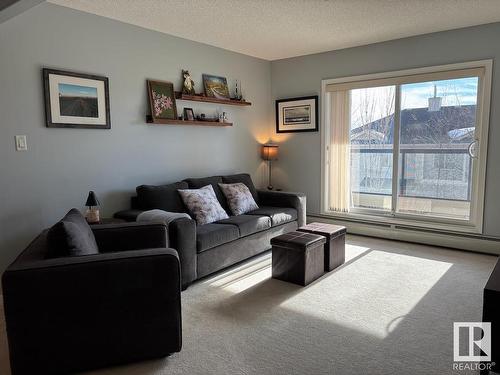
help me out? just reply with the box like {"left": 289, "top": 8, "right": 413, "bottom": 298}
{"left": 47, "top": 208, "right": 99, "bottom": 258}
{"left": 178, "top": 185, "right": 229, "bottom": 225}
{"left": 218, "top": 182, "right": 259, "bottom": 216}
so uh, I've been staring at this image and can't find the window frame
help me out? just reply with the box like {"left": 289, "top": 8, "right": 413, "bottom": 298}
{"left": 320, "top": 60, "right": 493, "bottom": 234}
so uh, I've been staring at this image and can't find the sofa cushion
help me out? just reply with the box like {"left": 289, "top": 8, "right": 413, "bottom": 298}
{"left": 178, "top": 185, "right": 229, "bottom": 225}
{"left": 218, "top": 182, "right": 259, "bottom": 216}
{"left": 136, "top": 181, "right": 188, "bottom": 212}
{"left": 196, "top": 223, "right": 240, "bottom": 253}
{"left": 216, "top": 215, "right": 271, "bottom": 237}
{"left": 183, "top": 176, "right": 229, "bottom": 213}
{"left": 247, "top": 206, "right": 298, "bottom": 227}
{"left": 47, "top": 208, "right": 99, "bottom": 258}
{"left": 222, "top": 173, "right": 258, "bottom": 201}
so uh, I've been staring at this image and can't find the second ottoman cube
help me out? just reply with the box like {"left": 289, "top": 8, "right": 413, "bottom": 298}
{"left": 299, "top": 222, "right": 346, "bottom": 271}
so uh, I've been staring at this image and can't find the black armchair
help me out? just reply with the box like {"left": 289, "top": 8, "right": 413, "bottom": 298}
{"left": 2, "top": 222, "right": 182, "bottom": 375}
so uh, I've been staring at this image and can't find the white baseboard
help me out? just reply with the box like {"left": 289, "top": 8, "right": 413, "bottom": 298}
{"left": 307, "top": 214, "right": 500, "bottom": 256}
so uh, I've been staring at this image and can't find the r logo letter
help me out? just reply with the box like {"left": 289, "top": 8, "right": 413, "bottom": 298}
{"left": 454, "top": 322, "right": 491, "bottom": 362}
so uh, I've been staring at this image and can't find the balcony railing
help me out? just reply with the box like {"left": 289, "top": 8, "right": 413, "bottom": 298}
{"left": 350, "top": 143, "right": 472, "bottom": 203}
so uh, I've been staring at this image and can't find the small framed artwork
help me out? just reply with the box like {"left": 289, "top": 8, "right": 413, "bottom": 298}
{"left": 183, "top": 107, "right": 195, "bottom": 121}
{"left": 276, "top": 96, "right": 318, "bottom": 133}
{"left": 147, "top": 80, "right": 178, "bottom": 121}
{"left": 203, "top": 74, "right": 230, "bottom": 100}
{"left": 43, "top": 68, "right": 111, "bottom": 129}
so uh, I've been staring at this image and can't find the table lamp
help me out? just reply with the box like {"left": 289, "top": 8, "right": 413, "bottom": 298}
{"left": 261, "top": 144, "right": 279, "bottom": 190}
{"left": 85, "top": 191, "right": 100, "bottom": 224}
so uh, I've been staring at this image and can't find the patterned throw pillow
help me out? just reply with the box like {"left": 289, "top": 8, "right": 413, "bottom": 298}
{"left": 218, "top": 182, "right": 259, "bottom": 216}
{"left": 178, "top": 185, "right": 229, "bottom": 225}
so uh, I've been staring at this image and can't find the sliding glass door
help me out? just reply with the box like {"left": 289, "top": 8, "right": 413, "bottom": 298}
{"left": 325, "top": 62, "right": 490, "bottom": 232}
{"left": 397, "top": 77, "right": 478, "bottom": 220}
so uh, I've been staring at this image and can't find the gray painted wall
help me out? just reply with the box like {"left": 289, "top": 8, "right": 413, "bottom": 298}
{"left": 270, "top": 23, "right": 500, "bottom": 237}
{"left": 0, "top": 3, "right": 272, "bottom": 272}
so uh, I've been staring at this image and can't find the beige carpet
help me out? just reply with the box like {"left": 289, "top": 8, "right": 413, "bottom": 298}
{"left": 0, "top": 235, "right": 497, "bottom": 375}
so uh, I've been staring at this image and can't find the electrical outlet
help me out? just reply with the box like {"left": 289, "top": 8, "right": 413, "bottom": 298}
{"left": 15, "top": 135, "right": 27, "bottom": 151}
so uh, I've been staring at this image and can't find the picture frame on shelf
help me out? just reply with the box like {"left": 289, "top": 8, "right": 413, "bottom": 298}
{"left": 43, "top": 68, "right": 111, "bottom": 129}
{"left": 147, "top": 80, "right": 177, "bottom": 122}
{"left": 275, "top": 95, "right": 318, "bottom": 133}
{"left": 183, "top": 107, "right": 195, "bottom": 121}
{"left": 203, "top": 74, "right": 230, "bottom": 100}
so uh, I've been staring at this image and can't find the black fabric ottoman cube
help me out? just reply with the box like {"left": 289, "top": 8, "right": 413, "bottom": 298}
{"left": 271, "top": 231, "right": 326, "bottom": 286}
{"left": 299, "top": 222, "right": 346, "bottom": 271}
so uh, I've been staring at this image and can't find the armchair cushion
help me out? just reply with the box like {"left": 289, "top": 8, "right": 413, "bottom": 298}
{"left": 46, "top": 208, "right": 99, "bottom": 258}
{"left": 92, "top": 222, "right": 168, "bottom": 252}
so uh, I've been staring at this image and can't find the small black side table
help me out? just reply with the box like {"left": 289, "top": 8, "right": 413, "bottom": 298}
{"left": 89, "top": 218, "right": 126, "bottom": 225}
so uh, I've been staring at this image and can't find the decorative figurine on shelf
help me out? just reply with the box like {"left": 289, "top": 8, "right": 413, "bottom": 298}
{"left": 234, "top": 79, "right": 243, "bottom": 100}
{"left": 182, "top": 69, "right": 195, "bottom": 95}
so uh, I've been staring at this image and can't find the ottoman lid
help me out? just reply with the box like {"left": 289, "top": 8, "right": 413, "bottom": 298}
{"left": 299, "top": 222, "right": 346, "bottom": 238}
{"left": 271, "top": 231, "right": 326, "bottom": 251}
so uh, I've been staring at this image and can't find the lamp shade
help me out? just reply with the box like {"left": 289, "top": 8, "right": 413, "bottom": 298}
{"left": 261, "top": 144, "right": 279, "bottom": 161}
{"left": 85, "top": 191, "right": 100, "bottom": 207}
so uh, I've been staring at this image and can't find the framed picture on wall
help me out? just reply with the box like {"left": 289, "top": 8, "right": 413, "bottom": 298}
{"left": 43, "top": 68, "right": 111, "bottom": 129}
{"left": 147, "top": 80, "right": 178, "bottom": 122}
{"left": 275, "top": 95, "right": 318, "bottom": 133}
{"left": 202, "top": 74, "right": 230, "bottom": 100}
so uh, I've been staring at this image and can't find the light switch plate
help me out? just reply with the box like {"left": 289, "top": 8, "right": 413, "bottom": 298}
{"left": 15, "top": 135, "right": 27, "bottom": 151}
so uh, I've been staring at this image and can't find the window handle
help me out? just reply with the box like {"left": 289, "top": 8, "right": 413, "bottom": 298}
{"left": 468, "top": 140, "right": 479, "bottom": 159}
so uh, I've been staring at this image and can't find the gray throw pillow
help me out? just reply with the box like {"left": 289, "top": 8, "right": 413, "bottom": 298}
{"left": 218, "top": 182, "right": 259, "bottom": 216}
{"left": 47, "top": 208, "right": 99, "bottom": 258}
{"left": 178, "top": 185, "right": 229, "bottom": 225}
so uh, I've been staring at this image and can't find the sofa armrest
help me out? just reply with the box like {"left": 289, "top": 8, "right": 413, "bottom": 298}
{"left": 257, "top": 190, "right": 307, "bottom": 227}
{"left": 168, "top": 218, "right": 197, "bottom": 290}
{"left": 114, "top": 209, "right": 144, "bottom": 222}
{"left": 4, "top": 247, "right": 178, "bottom": 272}
{"left": 2, "top": 248, "right": 182, "bottom": 374}
{"left": 92, "top": 222, "right": 168, "bottom": 252}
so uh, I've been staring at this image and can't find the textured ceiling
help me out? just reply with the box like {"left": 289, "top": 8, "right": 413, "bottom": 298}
{"left": 48, "top": 0, "right": 500, "bottom": 60}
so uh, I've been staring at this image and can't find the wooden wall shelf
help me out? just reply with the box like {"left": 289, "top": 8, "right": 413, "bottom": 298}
{"left": 146, "top": 117, "right": 232, "bottom": 127}
{"left": 175, "top": 92, "right": 251, "bottom": 106}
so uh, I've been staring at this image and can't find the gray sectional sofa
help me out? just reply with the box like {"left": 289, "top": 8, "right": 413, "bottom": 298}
{"left": 115, "top": 173, "right": 306, "bottom": 289}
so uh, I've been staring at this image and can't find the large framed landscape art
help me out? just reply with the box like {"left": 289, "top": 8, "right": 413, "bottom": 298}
{"left": 43, "top": 68, "right": 111, "bottom": 129}
{"left": 276, "top": 95, "right": 318, "bottom": 133}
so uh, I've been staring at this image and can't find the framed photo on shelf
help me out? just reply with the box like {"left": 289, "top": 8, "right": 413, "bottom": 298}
{"left": 147, "top": 80, "right": 178, "bottom": 122}
{"left": 183, "top": 107, "right": 195, "bottom": 121}
{"left": 275, "top": 95, "right": 318, "bottom": 133}
{"left": 202, "top": 74, "right": 230, "bottom": 100}
{"left": 43, "top": 68, "right": 111, "bottom": 129}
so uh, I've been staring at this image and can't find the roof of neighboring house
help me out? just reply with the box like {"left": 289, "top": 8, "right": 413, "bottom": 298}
{"left": 351, "top": 105, "right": 476, "bottom": 144}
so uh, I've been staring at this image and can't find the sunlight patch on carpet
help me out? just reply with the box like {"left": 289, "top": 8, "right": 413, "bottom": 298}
{"left": 280, "top": 250, "right": 453, "bottom": 339}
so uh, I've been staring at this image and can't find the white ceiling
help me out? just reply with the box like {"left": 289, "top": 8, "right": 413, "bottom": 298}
{"left": 48, "top": 0, "right": 500, "bottom": 60}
